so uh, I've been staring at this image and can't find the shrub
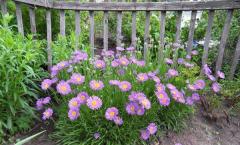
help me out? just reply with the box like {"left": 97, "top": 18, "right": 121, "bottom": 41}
{"left": 36, "top": 37, "right": 225, "bottom": 144}
{"left": 0, "top": 14, "right": 47, "bottom": 143}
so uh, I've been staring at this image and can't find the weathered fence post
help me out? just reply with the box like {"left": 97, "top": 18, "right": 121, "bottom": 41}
{"left": 89, "top": 0, "right": 95, "bottom": 57}
{"left": 59, "top": 0, "right": 66, "bottom": 36}
{"left": 116, "top": 0, "right": 123, "bottom": 47}
{"left": 229, "top": 35, "right": 240, "bottom": 79}
{"left": 1, "top": 0, "right": 7, "bottom": 15}
{"left": 131, "top": 0, "right": 137, "bottom": 49}
{"left": 29, "top": 6, "right": 37, "bottom": 34}
{"left": 159, "top": 10, "right": 166, "bottom": 62}
{"left": 75, "top": 0, "right": 81, "bottom": 49}
{"left": 103, "top": 0, "right": 109, "bottom": 51}
{"left": 46, "top": 9, "right": 52, "bottom": 72}
{"left": 15, "top": 2, "right": 24, "bottom": 35}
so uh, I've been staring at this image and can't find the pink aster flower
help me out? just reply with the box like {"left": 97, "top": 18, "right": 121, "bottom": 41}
{"left": 87, "top": 96, "right": 102, "bottom": 110}
{"left": 147, "top": 71, "right": 156, "bottom": 78}
{"left": 126, "top": 102, "right": 138, "bottom": 115}
{"left": 116, "top": 47, "right": 125, "bottom": 51}
{"left": 136, "top": 60, "right": 145, "bottom": 67}
{"left": 94, "top": 60, "right": 106, "bottom": 69}
{"left": 155, "top": 83, "right": 165, "bottom": 92}
{"left": 89, "top": 80, "right": 104, "bottom": 91}
{"left": 56, "top": 81, "right": 72, "bottom": 95}
{"left": 140, "top": 130, "right": 150, "bottom": 140}
{"left": 68, "top": 97, "right": 81, "bottom": 109}
{"left": 36, "top": 99, "right": 44, "bottom": 110}
{"left": 194, "top": 79, "right": 206, "bottom": 90}
{"left": 111, "top": 59, "right": 120, "bottom": 67}
{"left": 101, "top": 50, "right": 114, "bottom": 57}
{"left": 109, "top": 80, "right": 120, "bottom": 86}
{"left": 186, "top": 55, "right": 191, "bottom": 60}
{"left": 171, "top": 89, "right": 185, "bottom": 103}
{"left": 136, "top": 107, "right": 145, "bottom": 116}
{"left": 207, "top": 74, "right": 216, "bottom": 81}
{"left": 41, "top": 79, "right": 53, "bottom": 90}
{"left": 42, "top": 108, "right": 53, "bottom": 120}
{"left": 43, "top": 96, "right": 51, "bottom": 104}
{"left": 94, "top": 132, "right": 100, "bottom": 139}
{"left": 187, "top": 84, "right": 197, "bottom": 91}
{"left": 137, "top": 73, "right": 149, "bottom": 82}
{"left": 212, "top": 82, "right": 221, "bottom": 92}
{"left": 186, "top": 97, "right": 194, "bottom": 105}
{"left": 203, "top": 64, "right": 212, "bottom": 75}
{"left": 156, "top": 91, "right": 170, "bottom": 106}
{"left": 167, "top": 69, "right": 179, "bottom": 77}
{"left": 184, "top": 62, "right": 194, "bottom": 68}
{"left": 118, "top": 81, "right": 132, "bottom": 92}
{"left": 139, "top": 98, "right": 151, "bottom": 110}
{"left": 68, "top": 108, "right": 80, "bottom": 121}
{"left": 114, "top": 116, "right": 123, "bottom": 126}
{"left": 166, "top": 83, "right": 176, "bottom": 90}
{"left": 69, "top": 73, "right": 85, "bottom": 85}
{"left": 152, "top": 76, "right": 161, "bottom": 83}
{"left": 119, "top": 57, "right": 130, "bottom": 66}
{"left": 57, "top": 61, "right": 69, "bottom": 70}
{"left": 147, "top": 123, "right": 157, "bottom": 135}
{"left": 177, "top": 58, "right": 185, "bottom": 64}
{"left": 191, "top": 93, "right": 200, "bottom": 101}
{"left": 217, "top": 71, "right": 225, "bottom": 79}
{"left": 191, "top": 50, "right": 199, "bottom": 55}
{"left": 126, "top": 46, "right": 135, "bottom": 51}
{"left": 165, "top": 58, "right": 173, "bottom": 64}
{"left": 117, "top": 69, "right": 125, "bottom": 76}
{"left": 76, "top": 92, "right": 89, "bottom": 104}
{"left": 105, "top": 107, "right": 119, "bottom": 121}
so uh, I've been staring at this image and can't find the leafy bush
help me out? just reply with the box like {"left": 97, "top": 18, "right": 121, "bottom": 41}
{"left": 35, "top": 35, "right": 225, "bottom": 144}
{"left": 0, "top": 15, "right": 47, "bottom": 143}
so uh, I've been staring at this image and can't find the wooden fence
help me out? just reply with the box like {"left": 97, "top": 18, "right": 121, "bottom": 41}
{"left": 1, "top": 0, "right": 240, "bottom": 79}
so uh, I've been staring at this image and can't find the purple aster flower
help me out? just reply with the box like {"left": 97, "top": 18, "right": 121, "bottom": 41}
{"left": 89, "top": 80, "right": 104, "bottom": 91}
{"left": 155, "top": 83, "right": 165, "bottom": 92}
{"left": 147, "top": 123, "right": 157, "bottom": 135}
{"left": 116, "top": 47, "right": 125, "bottom": 51}
{"left": 71, "top": 50, "right": 88, "bottom": 62}
{"left": 166, "top": 83, "right": 176, "bottom": 90}
{"left": 186, "top": 97, "right": 194, "bottom": 105}
{"left": 171, "top": 89, "right": 185, "bottom": 103}
{"left": 184, "top": 62, "right": 194, "bottom": 68}
{"left": 167, "top": 69, "right": 179, "bottom": 77}
{"left": 105, "top": 107, "right": 119, "bottom": 121}
{"left": 156, "top": 91, "right": 170, "bottom": 106}
{"left": 152, "top": 76, "right": 161, "bottom": 83}
{"left": 76, "top": 92, "right": 89, "bottom": 104}
{"left": 57, "top": 61, "right": 69, "bottom": 70}
{"left": 191, "top": 50, "right": 199, "bottom": 55}
{"left": 126, "top": 46, "right": 135, "bottom": 51}
{"left": 165, "top": 58, "right": 173, "bottom": 64}
{"left": 139, "top": 98, "right": 151, "bottom": 110}
{"left": 203, "top": 64, "right": 212, "bottom": 75}
{"left": 43, "top": 96, "right": 51, "bottom": 104}
{"left": 147, "top": 71, "right": 156, "bottom": 78}
{"left": 101, "top": 50, "right": 114, "bottom": 57}
{"left": 126, "top": 102, "right": 138, "bottom": 115}
{"left": 41, "top": 79, "right": 53, "bottom": 90}
{"left": 129, "top": 56, "right": 137, "bottom": 63}
{"left": 207, "top": 74, "right": 216, "bottom": 81}
{"left": 69, "top": 73, "right": 85, "bottom": 85}
{"left": 140, "top": 130, "right": 150, "bottom": 140}
{"left": 118, "top": 81, "right": 132, "bottom": 92}
{"left": 191, "top": 93, "right": 200, "bottom": 101}
{"left": 194, "top": 80, "right": 206, "bottom": 90}
{"left": 36, "top": 99, "right": 43, "bottom": 110}
{"left": 217, "top": 71, "right": 225, "bottom": 79}
{"left": 68, "top": 97, "right": 81, "bottom": 109}
{"left": 94, "top": 132, "right": 100, "bottom": 139}
{"left": 56, "top": 81, "right": 72, "bottom": 95}
{"left": 114, "top": 116, "right": 123, "bottom": 126}
{"left": 135, "top": 92, "right": 147, "bottom": 101}
{"left": 136, "top": 107, "right": 145, "bottom": 116}
{"left": 177, "top": 58, "right": 185, "bottom": 64}
{"left": 68, "top": 108, "right": 80, "bottom": 121}
{"left": 212, "top": 82, "right": 221, "bottom": 92}
{"left": 87, "top": 96, "right": 102, "bottom": 110}
{"left": 94, "top": 60, "right": 106, "bottom": 69}
{"left": 187, "top": 84, "right": 197, "bottom": 91}
{"left": 111, "top": 59, "right": 120, "bottom": 67}
{"left": 137, "top": 73, "right": 149, "bottom": 82}
{"left": 119, "top": 57, "right": 130, "bottom": 66}
{"left": 51, "top": 65, "right": 59, "bottom": 78}
{"left": 186, "top": 55, "right": 191, "bottom": 60}
{"left": 109, "top": 80, "right": 120, "bottom": 86}
{"left": 128, "top": 92, "right": 138, "bottom": 101}
{"left": 136, "top": 60, "right": 145, "bottom": 67}
{"left": 42, "top": 108, "right": 53, "bottom": 120}
{"left": 117, "top": 69, "right": 125, "bottom": 75}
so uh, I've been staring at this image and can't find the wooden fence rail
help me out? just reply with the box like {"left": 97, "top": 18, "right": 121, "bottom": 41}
{"left": 1, "top": 0, "right": 240, "bottom": 79}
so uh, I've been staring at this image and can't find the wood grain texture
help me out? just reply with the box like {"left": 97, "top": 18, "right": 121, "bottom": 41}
{"left": 159, "top": 11, "right": 166, "bottom": 61}
{"left": 229, "top": 35, "right": 240, "bottom": 80}
{"left": 116, "top": 0, "right": 123, "bottom": 47}
{"left": 144, "top": 11, "right": 150, "bottom": 61}
{"left": 215, "top": 9, "right": 233, "bottom": 74}
{"left": 201, "top": 10, "right": 214, "bottom": 68}
{"left": 46, "top": 9, "right": 52, "bottom": 72}
{"left": 103, "top": 11, "right": 109, "bottom": 50}
{"left": 29, "top": 6, "right": 36, "bottom": 34}
{"left": 15, "top": 2, "right": 24, "bottom": 35}
{"left": 1, "top": 0, "right": 8, "bottom": 15}
{"left": 89, "top": 10, "right": 95, "bottom": 56}
{"left": 131, "top": 0, "right": 137, "bottom": 48}
{"left": 75, "top": 9, "right": 80, "bottom": 48}
{"left": 174, "top": 10, "right": 182, "bottom": 44}
{"left": 59, "top": 0, "right": 66, "bottom": 36}
{"left": 186, "top": 10, "right": 197, "bottom": 56}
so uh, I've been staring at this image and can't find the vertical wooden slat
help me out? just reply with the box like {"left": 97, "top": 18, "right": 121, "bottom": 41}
{"left": 215, "top": 9, "right": 233, "bottom": 74}
{"left": 186, "top": 10, "right": 197, "bottom": 56}
{"left": 229, "top": 35, "right": 240, "bottom": 79}
{"left": 116, "top": 0, "right": 123, "bottom": 47}
{"left": 144, "top": 11, "right": 150, "bottom": 61}
{"left": 29, "top": 6, "right": 37, "bottom": 34}
{"left": 159, "top": 11, "right": 166, "bottom": 61}
{"left": 1, "top": 0, "right": 7, "bottom": 15}
{"left": 46, "top": 9, "right": 52, "bottom": 72}
{"left": 201, "top": 10, "right": 214, "bottom": 69}
{"left": 59, "top": 0, "right": 65, "bottom": 36}
{"left": 75, "top": 0, "right": 80, "bottom": 49}
{"left": 174, "top": 11, "right": 182, "bottom": 44}
{"left": 103, "top": 0, "right": 109, "bottom": 51}
{"left": 131, "top": 0, "right": 137, "bottom": 48}
{"left": 89, "top": 11, "right": 95, "bottom": 56}
{"left": 15, "top": 2, "right": 24, "bottom": 35}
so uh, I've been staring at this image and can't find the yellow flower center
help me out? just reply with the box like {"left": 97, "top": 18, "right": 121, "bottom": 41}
{"left": 157, "top": 86, "right": 163, "bottom": 91}
{"left": 130, "top": 106, "right": 135, "bottom": 111}
{"left": 92, "top": 100, "right": 97, "bottom": 107}
{"left": 80, "top": 95, "right": 85, "bottom": 100}
{"left": 142, "top": 99, "right": 148, "bottom": 106}
{"left": 71, "top": 101, "right": 78, "bottom": 107}
{"left": 94, "top": 83, "right": 100, "bottom": 88}
{"left": 71, "top": 111, "right": 77, "bottom": 116}
{"left": 139, "top": 76, "right": 144, "bottom": 81}
{"left": 158, "top": 94, "right": 164, "bottom": 99}
{"left": 44, "top": 112, "right": 50, "bottom": 116}
{"left": 60, "top": 86, "right": 67, "bottom": 91}
{"left": 122, "top": 84, "right": 128, "bottom": 89}
{"left": 121, "top": 61, "right": 126, "bottom": 65}
{"left": 44, "top": 84, "right": 49, "bottom": 89}
{"left": 96, "top": 63, "right": 102, "bottom": 67}
{"left": 110, "top": 111, "right": 115, "bottom": 117}
{"left": 76, "top": 77, "right": 81, "bottom": 82}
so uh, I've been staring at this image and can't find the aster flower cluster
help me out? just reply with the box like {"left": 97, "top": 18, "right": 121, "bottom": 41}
{"left": 140, "top": 123, "right": 158, "bottom": 140}
{"left": 105, "top": 107, "right": 123, "bottom": 125}
{"left": 36, "top": 96, "right": 53, "bottom": 120}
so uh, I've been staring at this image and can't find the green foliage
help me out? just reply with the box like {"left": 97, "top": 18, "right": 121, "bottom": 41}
{"left": 0, "top": 14, "right": 47, "bottom": 143}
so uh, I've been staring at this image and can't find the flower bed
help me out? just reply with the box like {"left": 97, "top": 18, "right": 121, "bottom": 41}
{"left": 37, "top": 47, "right": 224, "bottom": 144}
